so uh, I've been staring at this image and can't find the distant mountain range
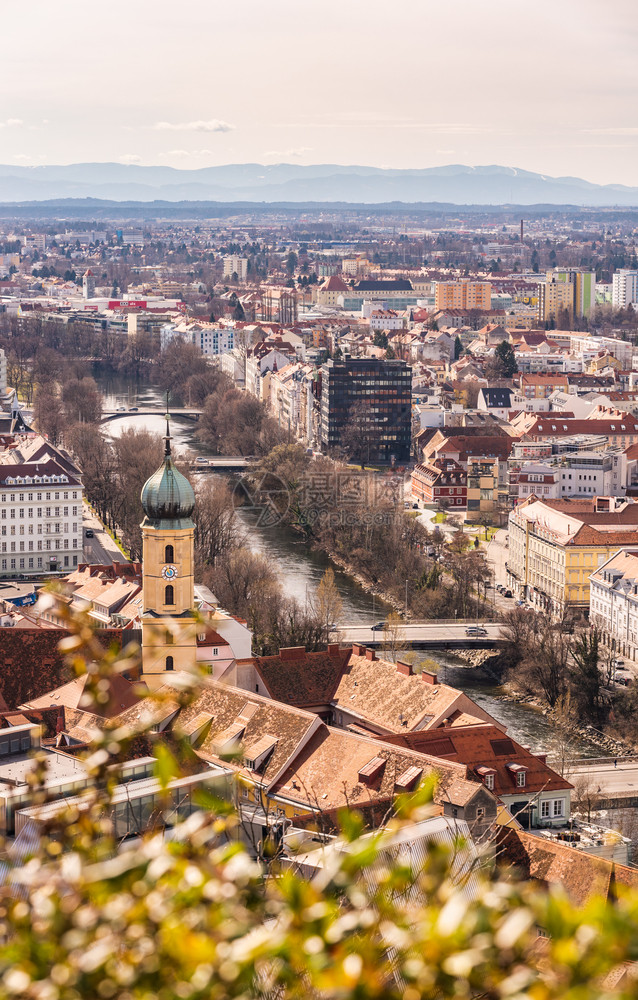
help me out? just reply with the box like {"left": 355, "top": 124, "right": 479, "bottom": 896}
{"left": 0, "top": 162, "right": 637, "bottom": 206}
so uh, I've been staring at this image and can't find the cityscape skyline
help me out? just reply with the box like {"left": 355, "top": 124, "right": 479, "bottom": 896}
{"left": 2, "top": 0, "right": 637, "bottom": 187}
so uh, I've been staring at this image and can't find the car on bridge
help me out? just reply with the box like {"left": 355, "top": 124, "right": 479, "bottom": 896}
{"left": 371, "top": 621, "right": 386, "bottom": 631}
{"left": 465, "top": 626, "right": 488, "bottom": 636}
{"left": 129, "top": 406, "right": 139, "bottom": 412}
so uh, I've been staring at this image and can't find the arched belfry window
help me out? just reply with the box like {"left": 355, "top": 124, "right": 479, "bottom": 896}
{"left": 165, "top": 544, "right": 174, "bottom": 563}
{"left": 165, "top": 584, "right": 174, "bottom": 605}
{"left": 166, "top": 656, "right": 174, "bottom": 671}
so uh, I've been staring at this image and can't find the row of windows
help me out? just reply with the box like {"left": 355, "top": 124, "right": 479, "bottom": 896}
{"left": 1, "top": 506, "right": 78, "bottom": 519}
{"left": 1, "top": 555, "right": 78, "bottom": 570}
{"left": 0, "top": 492, "right": 79, "bottom": 502}
{"left": 0, "top": 540, "right": 79, "bottom": 553}
{"left": 2, "top": 524, "right": 77, "bottom": 535}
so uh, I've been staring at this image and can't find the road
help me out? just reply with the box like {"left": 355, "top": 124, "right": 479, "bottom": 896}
{"left": 338, "top": 622, "right": 503, "bottom": 646}
{"left": 568, "top": 759, "right": 638, "bottom": 798}
{"left": 485, "top": 527, "right": 518, "bottom": 613}
{"left": 82, "top": 506, "right": 130, "bottom": 566}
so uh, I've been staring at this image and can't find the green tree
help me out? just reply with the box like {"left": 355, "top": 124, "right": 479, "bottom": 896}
{"left": 454, "top": 335, "right": 463, "bottom": 360}
{"left": 489, "top": 340, "right": 518, "bottom": 378}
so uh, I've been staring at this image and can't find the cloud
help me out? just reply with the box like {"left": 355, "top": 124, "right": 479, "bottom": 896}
{"left": 581, "top": 127, "right": 638, "bottom": 136}
{"left": 118, "top": 154, "right": 142, "bottom": 165}
{"left": 157, "top": 149, "right": 218, "bottom": 159}
{"left": 0, "top": 118, "right": 23, "bottom": 129}
{"left": 263, "top": 146, "right": 313, "bottom": 159}
{"left": 152, "top": 119, "right": 234, "bottom": 133}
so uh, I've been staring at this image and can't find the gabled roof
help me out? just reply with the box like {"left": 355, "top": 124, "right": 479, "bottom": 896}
{"left": 21, "top": 671, "right": 143, "bottom": 719}
{"left": 321, "top": 276, "right": 349, "bottom": 292}
{"left": 498, "top": 828, "right": 638, "bottom": 906}
{"left": 268, "top": 725, "right": 490, "bottom": 815}
{"left": 380, "top": 723, "right": 572, "bottom": 796}
{"left": 253, "top": 645, "right": 351, "bottom": 709}
{"left": 330, "top": 653, "right": 503, "bottom": 734}
{"left": 480, "top": 387, "right": 514, "bottom": 408}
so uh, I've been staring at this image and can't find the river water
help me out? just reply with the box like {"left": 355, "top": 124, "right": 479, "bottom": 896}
{"left": 94, "top": 368, "right": 603, "bottom": 758}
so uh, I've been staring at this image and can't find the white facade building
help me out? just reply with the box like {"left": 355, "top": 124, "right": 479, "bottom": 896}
{"left": 160, "top": 321, "right": 234, "bottom": 357}
{"left": 590, "top": 548, "right": 638, "bottom": 660}
{"left": 0, "top": 454, "right": 84, "bottom": 578}
{"left": 223, "top": 255, "right": 248, "bottom": 281}
{"left": 612, "top": 270, "right": 638, "bottom": 310}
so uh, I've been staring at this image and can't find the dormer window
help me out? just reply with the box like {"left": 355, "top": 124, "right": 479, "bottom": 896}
{"left": 517, "top": 771, "right": 526, "bottom": 787}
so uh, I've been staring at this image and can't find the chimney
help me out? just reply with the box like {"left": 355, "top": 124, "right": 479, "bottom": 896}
{"left": 352, "top": 643, "right": 366, "bottom": 656}
{"left": 422, "top": 669, "right": 438, "bottom": 685}
{"left": 396, "top": 660, "right": 413, "bottom": 676}
{"left": 365, "top": 648, "right": 376, "bottom": 661}
{"left": 327, "top": 643, "right": 340, "bottom": 656}
{"left": 537, "top": 753, "right": 547, "bottom": 764}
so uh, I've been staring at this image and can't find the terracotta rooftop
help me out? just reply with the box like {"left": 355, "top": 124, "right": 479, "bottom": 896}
{"left": 498, "top": 828, "right": 638, "bottom": 906}
{"left": 331, "top": 653, "right": 503, "bottom": 734}
{"left": 268, "top": 725, "right": 486, "bottom": 815}
{"left": 380, "top": 724, "right": 572, "bottom": 796}
{"left": 253, "top": 645, "right": 351, "bottom": 709}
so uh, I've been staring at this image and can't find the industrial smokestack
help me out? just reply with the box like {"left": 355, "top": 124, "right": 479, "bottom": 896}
{"left": 520, "top": 219, "right": 524, "bottom": 243}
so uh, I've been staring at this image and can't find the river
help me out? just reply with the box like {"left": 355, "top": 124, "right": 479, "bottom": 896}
{"left": 94, "top": 368, "right": 603, "bottom": 758}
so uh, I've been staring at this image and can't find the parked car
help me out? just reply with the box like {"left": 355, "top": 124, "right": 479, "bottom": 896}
{"left": 412, "top": 503, "right": 419, "bottom": 509}
{"left": 85, "top": 528, "right": 94, "bottom": 538}
{"left": 515, "top": 600, "right": 525, "bottom": 607}
{"left": 613, "top": 658, "right": 625, "bottom": 668}
{"left": 116, "top": 406, "right": 126, "bottom": 412}
{"left": 129, "top": 406, "right": 139, "bottom": 412}
{"left": 504, "top": 590, "right": 513, "bottom": 598}
{"left": 371, "top": 621, "right": 386, "bottom": 631}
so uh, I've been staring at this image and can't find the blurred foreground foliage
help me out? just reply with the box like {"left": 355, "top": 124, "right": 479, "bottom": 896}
{"left": 1, "top": 604, "right": 638, "bottom": 999}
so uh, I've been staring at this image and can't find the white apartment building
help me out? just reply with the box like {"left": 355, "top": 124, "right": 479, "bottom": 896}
{"left": 612, "top": 270, "right": 638, "bottom": 310}
{"left": 223, "top": 255, "right": 248, "bottom": 281}
{"left": 220, "top": 348, "right": 245, "bottom": 386}
{"left": 0, "top": 349, "right": 6, "bottom": 395}
{"left": 20, "top": 234, "right": 46, "bottom": 252}
{"left": 160, "top": 321, "right": 234, "bottom": 357}
{"left": 590, "top": 548, "right": 638, "bottom": 660}
{"left": 0, "top": 458, "right": 84, "bottom": 578}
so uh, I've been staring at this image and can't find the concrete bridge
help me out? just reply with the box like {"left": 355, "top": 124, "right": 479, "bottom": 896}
{"left": 564, "top": 756, "right": 638, "bottom": 808}
{"left": 337, "top": 621, "right": 503, "bottom": 650}
{"left": 100, "top": 406, "right": 202, "bottom": 424}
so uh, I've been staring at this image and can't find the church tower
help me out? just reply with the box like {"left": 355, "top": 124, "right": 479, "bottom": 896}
{"left": 139, "top": 418, "right": 197, "bottom": 687}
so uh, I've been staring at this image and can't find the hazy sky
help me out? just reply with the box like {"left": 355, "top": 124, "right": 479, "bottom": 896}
{"left": 2, "top": 0, "right": 637, "bottom": 185}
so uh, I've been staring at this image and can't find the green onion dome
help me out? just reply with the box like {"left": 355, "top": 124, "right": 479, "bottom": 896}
{"left": 140, "top": 418, "right": 195, "bottom": 521}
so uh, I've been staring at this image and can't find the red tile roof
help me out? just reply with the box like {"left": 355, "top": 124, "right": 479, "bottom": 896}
{"left": 498, "top": 828, "right": 638, "bottom": 906}
{"left": 253, "top": 646, "right": 352, "bottom": 708}
{"left": 380, "top": 724, "right": 571, "bottom": 796}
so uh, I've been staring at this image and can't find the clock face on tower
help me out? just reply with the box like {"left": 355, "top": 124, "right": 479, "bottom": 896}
{"left": 161, "top": 564, "right": 179, "bottom": 581}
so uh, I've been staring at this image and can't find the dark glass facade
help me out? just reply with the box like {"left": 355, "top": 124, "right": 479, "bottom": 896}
{"left": 320, "top": 357, "right": 412, "bottom": 464}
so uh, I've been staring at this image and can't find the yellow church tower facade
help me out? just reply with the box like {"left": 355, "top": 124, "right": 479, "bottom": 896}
{"left": 140, "top": 419, "right": 198, "bottom": 687}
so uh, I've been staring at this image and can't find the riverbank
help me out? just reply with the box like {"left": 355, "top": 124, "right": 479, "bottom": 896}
{"left": 454, "top": 648, "right": 635, "bottom": 759}
{"left": 327, "top": 551, "right": 401, "bottom": 616}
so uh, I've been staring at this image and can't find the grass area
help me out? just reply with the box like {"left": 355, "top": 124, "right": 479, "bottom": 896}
{"left": 433, "top": 512, "right": 447, "bottom": 523}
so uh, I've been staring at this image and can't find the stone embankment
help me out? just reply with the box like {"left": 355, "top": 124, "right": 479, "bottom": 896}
{"left": 455, "top": 650, "right": 634, "bottom": 757}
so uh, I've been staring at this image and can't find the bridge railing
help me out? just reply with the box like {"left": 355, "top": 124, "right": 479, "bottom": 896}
{"left": 567, "top": 756, "right": 638, "bottom": 767}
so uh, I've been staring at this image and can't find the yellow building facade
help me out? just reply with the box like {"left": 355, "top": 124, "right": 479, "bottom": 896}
{"left": 140, "top": 423, "right": 198, "bottom": 687}
{"left": 508, "top": 497, "right": 638, "bottom": 615}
